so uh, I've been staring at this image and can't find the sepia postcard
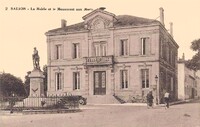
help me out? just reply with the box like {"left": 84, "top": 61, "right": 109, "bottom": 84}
{"left": 0, "top": 0, "right": 200, "bottom": 127}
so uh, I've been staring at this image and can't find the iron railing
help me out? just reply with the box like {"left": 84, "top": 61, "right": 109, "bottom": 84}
{"left": 0, "top": 95, "right": 80, "bottom": 111}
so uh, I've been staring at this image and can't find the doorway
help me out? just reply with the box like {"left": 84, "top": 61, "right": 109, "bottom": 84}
{"left": 94, "top": 71, "right": 106, "bottom": 95}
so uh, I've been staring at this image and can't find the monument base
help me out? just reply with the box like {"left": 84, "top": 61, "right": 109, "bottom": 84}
{"left": 29, "top": 69, "right": 45, "bottom": 97}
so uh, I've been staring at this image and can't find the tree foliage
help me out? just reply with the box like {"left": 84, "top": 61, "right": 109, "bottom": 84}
{"left": 24, "top": 71, "right": 31, "bottom": 96}
{"left": 185, "top": 38, "right": 200, "bottom": 71}
{"left": 190, "top": 38, "right": 200, "bottom": 52}
{"left": 0, "top": 73, "right": 26, "bottom": 97}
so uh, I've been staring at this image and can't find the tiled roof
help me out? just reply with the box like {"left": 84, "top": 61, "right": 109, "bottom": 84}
{"left": 46, "top": 15, "right": 159, "bottom": 34}
{"left": 114, "top": 15, "right": 158, "bottom": 27}
{"left": 47, "top": 22, "right": 85, "bottom": 34}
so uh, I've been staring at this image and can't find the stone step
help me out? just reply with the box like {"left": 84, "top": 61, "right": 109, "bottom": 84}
{"left": 86, "top": 95, "right": 121, "bottom": 104}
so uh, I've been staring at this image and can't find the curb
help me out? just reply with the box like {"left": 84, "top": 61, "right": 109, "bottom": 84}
{"left": 86, "top": 103, "right": 147, "bottom": 106}
{"left": 22, "top": 109, "right": 82, "bottom": 115}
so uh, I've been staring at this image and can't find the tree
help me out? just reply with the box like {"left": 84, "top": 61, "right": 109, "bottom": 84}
{"left": 24, "top": 71, "right": 31, "bottom": 96}
{"left": 185, "top": 38, "right": 200, "bottom": 71}
{"left": 0, "top": 73, "right": 26, "bottom": 97}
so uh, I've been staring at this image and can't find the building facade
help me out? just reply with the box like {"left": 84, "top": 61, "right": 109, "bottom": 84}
{"left": 195, "top": 71, "right": 200, "bottom": 98}
{"left": 45, "top": 8, "right": 179, "bottom": 103}
{"left": 178, "top": 54, "right": 198, "bottom": 100}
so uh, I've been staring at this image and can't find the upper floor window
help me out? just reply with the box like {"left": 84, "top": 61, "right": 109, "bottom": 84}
{"left": 141, "top": 69, "right": 149, "bottom": 88}
{"left": 73, "top": 43, "right": 80, "bottom": 59}
{"left": 56, "top": 45, "right": 62, "bottom": 59}
{"left": 73, "top": 72, "right": 80, "bottom": 90}
{"left": 120, "top": 39, "right": 128, "bottom": 56}
{"left": 93, "top": 42, "right": 106, "bottom": 56}
{"left": 120, "top": 70, "right": 128, "bottom": 89}
{"left": 141, "top": 38, "right": 149, "bottom": 55}
{"left": 55, "top": 72, "right": 62, "bottom": 90}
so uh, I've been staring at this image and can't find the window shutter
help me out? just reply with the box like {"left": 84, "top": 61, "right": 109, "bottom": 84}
{"left": 141, "top": 69, "right": 145, "bottom": 88}
{"left": 141, "top": 38, "right": 144, "bottom": 55}
{"left": 61, "top": 72, "right": 64, "bottom": 90}
{"left": 72, "top": 72, "right": 76, "bottom": 90}
{"left": 78, "top": 72, "right": 80, "bottom": 89}
{"left": 55, "top": 73, "right": 57, "bottom": 90}
{"left": 124, "top": 70, "right": 128, "bottom": 88}
{"left": 78, "top": 44, "right": 81, "bottom": 58}
{"left": 171, "top": 77, "right": 173, "bottom": 91}
{"left": 120, "top": 70, "right": 122, "bottom": 89}
{"left": 125, "top": 40, "right": 128, "bottom": 55}
{"left": 54, "top": 45, "right": 57, "bottom": 60}
{"left": 140, "top": 38, "right": 142, "bottom": 55}
{"left": 119, "top": 40, "right": 122, "bottom": 56}
{"left": 61, "top": 45, "right": 64, "bottom": 59}
{"left": 146, "top": 38, "right": 150, "bottom": 55}
{"left": 71, "top": 43, "right": 74, "bottom": 59}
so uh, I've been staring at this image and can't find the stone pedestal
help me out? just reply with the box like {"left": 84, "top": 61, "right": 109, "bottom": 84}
{"left": 29, "top": 69, "right": 45, "bottom": 97}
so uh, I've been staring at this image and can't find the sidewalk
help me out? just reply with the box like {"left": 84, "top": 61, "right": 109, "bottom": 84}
{"left": 0, "top": 110, "right": 23, "bottom": 116}
{"left": 86, "top": 99, "right": 196, "bottom": 107}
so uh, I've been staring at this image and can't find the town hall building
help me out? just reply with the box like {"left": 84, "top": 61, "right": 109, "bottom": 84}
{"left": 45, "top": 7, "right": 179, "bottom": 104}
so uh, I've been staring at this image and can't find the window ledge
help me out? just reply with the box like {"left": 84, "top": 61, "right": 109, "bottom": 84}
{"left": 73, "top": 89, "right": 80, "bottom": 91}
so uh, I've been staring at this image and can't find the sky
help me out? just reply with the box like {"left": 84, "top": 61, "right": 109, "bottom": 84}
{"left": 0, "top": 0, "right": 200, "bottom": 81}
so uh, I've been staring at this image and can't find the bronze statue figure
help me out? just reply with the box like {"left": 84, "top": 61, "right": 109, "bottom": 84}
{"left": 32, "top": 47, "right": 40, "bottom": 69}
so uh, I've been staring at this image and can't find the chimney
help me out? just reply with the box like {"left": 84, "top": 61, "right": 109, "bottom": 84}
{"left": 169, "top": 22, "right": 173, "bottom": 37}
{"left": 99, "top": 7, "right": 106, "bottom": 11}
{"left": 159, "top": 7, "right": 165, "bottom": 26}
{"left": 61, "top": 19, "right": 66, "bottom": 28}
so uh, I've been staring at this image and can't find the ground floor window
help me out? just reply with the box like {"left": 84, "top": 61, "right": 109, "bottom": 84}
{"left": 120, "top": 70, "right": 128, "bottom": 89}
{"left": 141, "top": 69, "right": 149, "bottom": 88}
{"left": 73, "top": 72, "right": 80, "bottom": 90}
{"left": 55, "top": 72, "right": 62, "bottom": 90}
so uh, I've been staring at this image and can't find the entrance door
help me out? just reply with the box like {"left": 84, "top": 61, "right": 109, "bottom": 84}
{"left": 94, "top": 71, "right": 106, "bottom": 95}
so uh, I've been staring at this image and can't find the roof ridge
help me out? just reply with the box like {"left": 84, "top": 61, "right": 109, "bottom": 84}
{"left": 46, "top": 15, "right": 159, "bottom": 34}
{"left": 116, "top": 15, "right": 156, "bottom": 21}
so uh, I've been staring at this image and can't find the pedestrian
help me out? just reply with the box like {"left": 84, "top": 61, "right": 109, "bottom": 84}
{"left": 146, "top": 91, "right": 154, "bottom": 108}
{"left": 164, "top": 91, "right": 170, "bottom": 109}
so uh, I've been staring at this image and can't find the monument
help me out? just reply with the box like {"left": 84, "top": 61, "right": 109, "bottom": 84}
{"left": 29, "top": 47, "right": 45, "bottom": 97}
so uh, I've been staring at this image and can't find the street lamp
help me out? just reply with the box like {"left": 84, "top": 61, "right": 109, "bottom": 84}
{"left": 155, "top": 75, "right": 158, "bottom": 104}
{"left": 155, "top": 75, "right": 158, "bottom": 84}
{"left": 10, "top": 92, "right": 15, "bottom": 113}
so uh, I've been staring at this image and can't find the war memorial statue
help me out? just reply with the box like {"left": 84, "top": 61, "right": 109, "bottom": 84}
{"left": 32, "top": 47, "right": 40, "bottom": 70}
{"left": 28, "top": 47, "right": 45, "bottom": 97}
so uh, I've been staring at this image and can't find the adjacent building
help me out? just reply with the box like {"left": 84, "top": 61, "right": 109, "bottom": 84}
{"left": 195, "top": 73, "right": 200, "bottom": 99}
{"left": 178, "top": 54, "right": 198, "bottom": 100}
{"left": 45, "top": 7, "right": 179, "bottom": 104}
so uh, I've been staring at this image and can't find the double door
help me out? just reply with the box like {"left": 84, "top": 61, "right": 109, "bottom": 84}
{"left": 94, "top": 71, "right": 106, "bottom": 95}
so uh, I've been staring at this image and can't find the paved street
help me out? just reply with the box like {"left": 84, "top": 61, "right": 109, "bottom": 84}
{"left": 1, "top": 100, "right": 200, "bottom": 127}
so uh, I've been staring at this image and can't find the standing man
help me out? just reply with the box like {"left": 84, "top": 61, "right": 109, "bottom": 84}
{"left": 146, "top": 91, "right": 154, "bottom": 108}
{"left": 164, "top": 91, "right": 170, "bottom": 109}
